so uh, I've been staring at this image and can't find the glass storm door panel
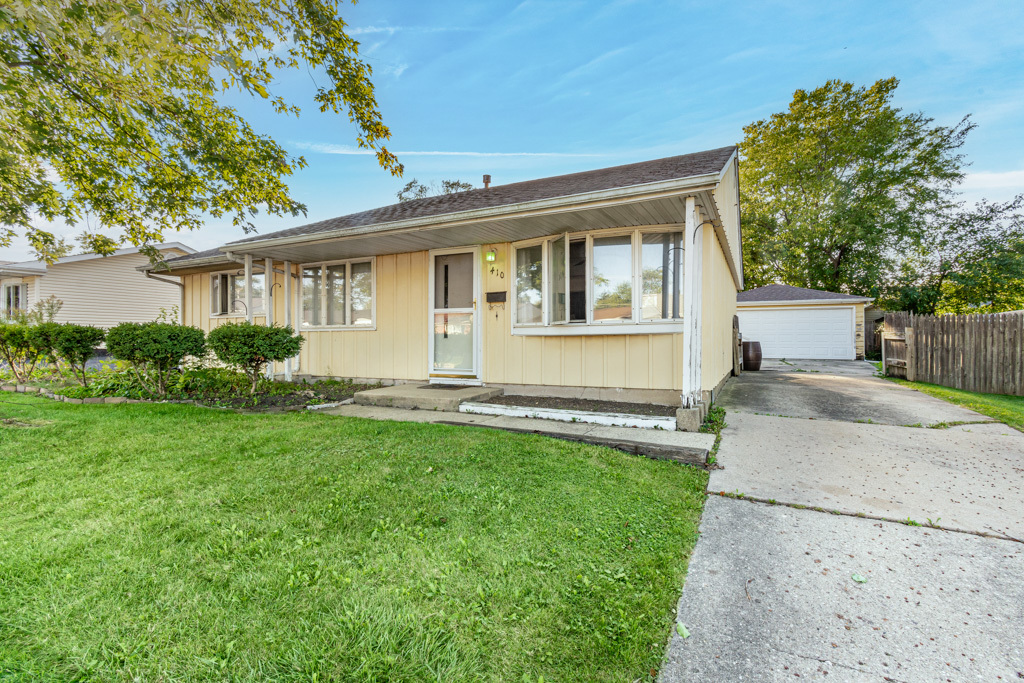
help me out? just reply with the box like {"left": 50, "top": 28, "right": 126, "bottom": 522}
{"left": 432, "top": 252, "right": 476, "bottom": 375}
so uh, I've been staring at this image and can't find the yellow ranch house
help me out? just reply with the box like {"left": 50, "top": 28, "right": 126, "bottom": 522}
{"left": 150, "top": 147, "right": 743, "bottom": 428}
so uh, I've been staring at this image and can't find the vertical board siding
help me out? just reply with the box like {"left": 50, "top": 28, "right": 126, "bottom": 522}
{"left": 480, "top": 242, "right": 686, "bottom": 391}
{"left": 885, "top": 310, "right": 1024, "bottom": 396}
{"left": 700, "top": 228, "right": 738, "bottom": 391}
{"left": 180, "top": 239, "right": 712, "bottom": 392}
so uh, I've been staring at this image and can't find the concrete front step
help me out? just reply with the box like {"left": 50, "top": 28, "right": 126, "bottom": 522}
{"left": 353, "top": 383, "right": 502, "bottom": 411}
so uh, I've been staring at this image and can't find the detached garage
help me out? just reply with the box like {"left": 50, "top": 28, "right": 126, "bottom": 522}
{"left": 736, "top": 284, "right": 873, "bottom": 360}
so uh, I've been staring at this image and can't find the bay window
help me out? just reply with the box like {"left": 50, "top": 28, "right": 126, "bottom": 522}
{"left": 301, "top": 259, "right": 374, "bottom": 328}
{"left": 512, "top": 228, "right": 684, "bottom": 331}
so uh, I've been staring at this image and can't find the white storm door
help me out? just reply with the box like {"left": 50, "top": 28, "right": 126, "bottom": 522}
{"left": 429, "top": 249, "right": 480, "bottom": 381}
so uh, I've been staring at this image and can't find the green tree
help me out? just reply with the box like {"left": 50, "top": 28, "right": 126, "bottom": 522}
{"left": 1, "top": 1, "right": 401, "bottom": 262}
{"left": 740, "top": 78, "right": 972, "bottom": 295}
{"left": 877, "top": 196, "right": 1024, "bottom": 314}
{"left": 396, "top": 179, "right": 473, "bottom": 202}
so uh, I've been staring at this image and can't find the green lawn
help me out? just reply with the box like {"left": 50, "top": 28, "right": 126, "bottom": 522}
{"left": 886, "top": 377, "right": 1024, "bottom": 431}
{"left": 0, "top": 394, "right": 707, "bottom": 682}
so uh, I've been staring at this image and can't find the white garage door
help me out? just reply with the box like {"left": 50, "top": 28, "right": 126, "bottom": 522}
{"left": 738, "top": 306, "right": 855, "bottom": 360}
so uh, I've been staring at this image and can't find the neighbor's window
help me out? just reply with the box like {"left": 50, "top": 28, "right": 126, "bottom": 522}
{"left": 511, "top": 228, "right": 684, "bottom": 329}
{"left": 301, "top": 259, "right": 374, "bottom": 328}
{"left": 211, "top": 272, "right": 265, "bottom": 315}
{"left": 3, "top": 283, "right": 26, "bottom": 317}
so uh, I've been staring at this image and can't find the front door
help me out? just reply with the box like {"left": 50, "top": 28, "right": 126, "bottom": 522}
{"left": 429, "top": 249, "right": 480, "bottom": 383}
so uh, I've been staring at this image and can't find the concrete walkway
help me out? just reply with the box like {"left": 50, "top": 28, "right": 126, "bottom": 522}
{"left": 663, "top": 361, "right": 1024, "bottom": 681}
{"left": 318, "top": 403, "right": 715, "bottom": 462}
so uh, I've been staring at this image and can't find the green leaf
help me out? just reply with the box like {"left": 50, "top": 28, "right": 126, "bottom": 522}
{"left": 851, "top": 573, "right": 868, "bottom": 583}
{"left": 676, "top": 622, "right": 690, "bottom": 638}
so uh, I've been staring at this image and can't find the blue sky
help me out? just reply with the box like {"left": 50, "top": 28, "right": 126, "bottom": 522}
{"left": 4, "top": 0, "right": 1023, "bottom": 260}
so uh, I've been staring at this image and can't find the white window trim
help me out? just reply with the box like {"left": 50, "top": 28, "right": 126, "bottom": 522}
{"left": 209, "top": 268, "right": 266, "bottom": 317}
{"left": 3, "top": 283, "right": 27, "bottom": 316}
{"left": 510, "top": 225, "right": 686, "bottom": 336}
{"left": 298, "top": 257, "right": 376, "bottom": 331}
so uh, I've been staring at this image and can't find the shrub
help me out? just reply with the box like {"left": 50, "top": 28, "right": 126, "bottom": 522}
{"left": 0, "top": 322, "right": 43, "bottom": 382}
{"left": 27, "top": 322, "right": 64, "bottom": 375}
{"left": 206, "top": 322, "right": 303, "bottom": 394}
{"left": 51, "top": 324, "right": 106, "bottom": 386}
{"left": 106, "top": 322, "right": 206, "bottom": 396}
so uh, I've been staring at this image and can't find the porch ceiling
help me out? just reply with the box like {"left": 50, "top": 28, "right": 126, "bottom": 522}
{"left": 224, "top": 192, "right": 712, "bottom": 264}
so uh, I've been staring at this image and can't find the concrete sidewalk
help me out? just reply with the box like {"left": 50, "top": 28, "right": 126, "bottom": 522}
{"left": 661, "top": 497, "right": 1024, "bottom": 682}
{"left": 317, "top": 403, "right": 716, "bottom": 463}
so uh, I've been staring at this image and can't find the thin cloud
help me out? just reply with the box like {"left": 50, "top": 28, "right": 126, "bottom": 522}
{"left": 293, "top": 142, "right": 600, "bottom": 158}
{"left": 348, "top": 25, "right": 476, "bottom": 36}
{"left": 961, "top": 169, "right": 1024, "bottom": 190}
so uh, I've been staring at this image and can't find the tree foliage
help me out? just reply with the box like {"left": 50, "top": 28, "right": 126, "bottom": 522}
{"left": 740, "top": 78, "right": 972, "bottom": 295}
{"left": 877, "top": 195, "right": 1024, "bottom": 314}
{"left": 1, "top": 0, "right": 401, "bottom": 262}
{"left": 106, "top": 322, "right": 205, "bottom": 395}
{"left": 396, "top": 178, "right": 473, "bottom": 203}
{"left": 206, "top": 321, "right": 303, "bottom": 394}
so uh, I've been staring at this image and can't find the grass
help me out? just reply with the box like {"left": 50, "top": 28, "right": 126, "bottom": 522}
{"left": 886, "top": 377, "right": 1024, "bottom": 431}
{"left": 0, "top": 394, "right": 707, "bottom": 682}
{"left": 698, "top": 405, "right": 727, "bottom": 466}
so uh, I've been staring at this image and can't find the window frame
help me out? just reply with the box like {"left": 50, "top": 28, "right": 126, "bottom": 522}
{"left": 3, "top": 283, "right": 26, "bottom": 316}
{"left": 510, "top": 225, "right": 685, "bottom": 336}
{"left": 209, "top": 269, "right": 266, "bottom": 317}
{"left": 298, "top": 257, "right": 376, "bottom": 330}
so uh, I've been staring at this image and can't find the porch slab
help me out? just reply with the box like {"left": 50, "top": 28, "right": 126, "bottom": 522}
{"left": 353, "top": 383, "right": 502, "bottom": 411}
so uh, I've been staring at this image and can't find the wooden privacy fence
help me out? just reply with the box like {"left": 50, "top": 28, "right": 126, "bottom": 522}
{"left": 883, "top": 310, "right": 1024, "bottom": 396}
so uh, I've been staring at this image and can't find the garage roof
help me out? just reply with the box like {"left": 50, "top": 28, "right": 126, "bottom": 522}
{"left": 738, "top": 284, "right": 873, "bottom": 304}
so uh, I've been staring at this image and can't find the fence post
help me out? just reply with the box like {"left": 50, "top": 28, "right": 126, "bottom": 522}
{"left": 905, "top": 327, "right": 916, "bottom": 382}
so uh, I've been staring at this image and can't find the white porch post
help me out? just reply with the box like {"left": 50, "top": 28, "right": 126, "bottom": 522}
{"left": 244, "top": 253, "right": 253, "bottom": 323}
{"left": 283, "top": 260, "right": 293, "bottom": 381}
{"left": 264, "top": 258, "right": 274, "bottom": 327}
{"left": 264, "top": 258, "right": 275, "bottom": 379}
{"left": 680, "top": 196, "right": 704, "bottom": 408}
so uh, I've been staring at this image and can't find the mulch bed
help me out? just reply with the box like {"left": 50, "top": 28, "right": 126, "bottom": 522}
{"left": 196, "top": 381, "right": 378, "bottom": 411}
{"left": 484, "top": 394, "right": 678, "bottom": 417}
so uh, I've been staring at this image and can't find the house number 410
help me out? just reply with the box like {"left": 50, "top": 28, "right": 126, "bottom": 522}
{"left": 489, "top": 266, "right": 505, "bottom": 279}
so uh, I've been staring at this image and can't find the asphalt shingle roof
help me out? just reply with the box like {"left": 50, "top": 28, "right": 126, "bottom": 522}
{"left": 737, "top": 284, "right": 871, "bottom": 303}
{"left": 161, "top": 146, "right": 736, "bottom": 266}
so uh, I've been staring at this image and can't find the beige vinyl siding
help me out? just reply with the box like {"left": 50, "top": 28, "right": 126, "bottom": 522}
{"left": 32, "top": 249, "right": 186, "bottom": 328}
{"left": 481, "top": 242, "right": 686, "bottom": 391}
{"left": 700, "top": 228, "right": 738, "bottom": 392}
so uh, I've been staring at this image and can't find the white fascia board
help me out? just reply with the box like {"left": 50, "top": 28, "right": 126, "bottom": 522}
{"left": 224, "top": 173, "right": 723, "bottom": 252}
{"left": 737, "top": 297, "right": 874, "bottom": 307}
{"left": 0, "top": 265, "right": 46, "bottom": 277}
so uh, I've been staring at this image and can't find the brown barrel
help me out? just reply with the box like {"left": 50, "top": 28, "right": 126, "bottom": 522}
{"left": 742, "top": 341, "right": 762, "bottom": 371}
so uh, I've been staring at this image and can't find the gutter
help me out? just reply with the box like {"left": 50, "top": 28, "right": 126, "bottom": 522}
{"left": 223, "top": 172, "right": 724, "bottom": 252}
{"left": 737, "top": 298, "right": 874, "bottom": 306}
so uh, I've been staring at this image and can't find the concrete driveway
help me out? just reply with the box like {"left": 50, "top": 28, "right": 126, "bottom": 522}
{"left": 663, "top": 361, "right": 1024, "bottom": 681}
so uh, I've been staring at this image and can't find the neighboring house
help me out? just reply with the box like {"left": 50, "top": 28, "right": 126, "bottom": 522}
{"left": 736, "top": 284, "right": 874, "bottom": 360}
{"left": 0, "top": 243, "right": 195, "bottom": 326}
{"left": 152, "top": 147, "right": 743, "bottom": 409}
